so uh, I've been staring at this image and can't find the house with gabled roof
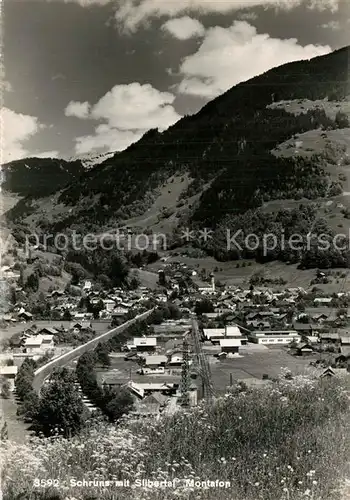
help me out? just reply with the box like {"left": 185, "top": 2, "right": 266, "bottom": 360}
{"left": 38, "top": 327, "right": 58, "bottom": 336}
{"left": 18, "top": 309, "right": 33, "bottom": 321}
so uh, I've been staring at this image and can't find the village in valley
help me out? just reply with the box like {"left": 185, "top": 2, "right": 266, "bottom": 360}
{"left": 1, "top": 236, "right": 350, "bottom": 440}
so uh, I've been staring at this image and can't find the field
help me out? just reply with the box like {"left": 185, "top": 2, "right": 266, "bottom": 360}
{"left": 207, "top": 345, "right": 316, "bottom": 394}
{"left": 129, "top": 268, "right": 159, "bottom": 289}
{"left": 95, "top": 350, "right": 182, "bottom": 386}
{"left": 268, "top": 98, "right": 350, "bottom": 122}
{"left": 148, "top": 256, "right": 318, "bottom": 288}
{"left": 94, "top": 343, "right": 316, "bottom": 400}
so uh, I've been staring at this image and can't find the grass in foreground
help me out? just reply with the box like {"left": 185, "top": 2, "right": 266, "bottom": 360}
{"left": 1, "top": 369, "right": 350, "bottom": 500}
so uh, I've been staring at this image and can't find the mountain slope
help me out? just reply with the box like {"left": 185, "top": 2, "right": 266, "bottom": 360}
{"left": 6, "top": 46, "right": 350, "bottom": 244}
{"left": 1, "top": 157, "right": 86, "bottom": 198}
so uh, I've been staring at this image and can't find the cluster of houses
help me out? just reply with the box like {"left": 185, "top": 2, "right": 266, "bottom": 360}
{"left": 0, "top": 326, "right": 58, "bottom": 391}
{"left": 0, "top": 270, "right": 167, "bottom": 325}
{"left": 9, "top": 325, "right": 57, "bottom": 354}
{"left": 2, "top": 252, "right": 350, "bottom": 419}
{"left": 47, "top": 282, "right": 169, "bottom": 321}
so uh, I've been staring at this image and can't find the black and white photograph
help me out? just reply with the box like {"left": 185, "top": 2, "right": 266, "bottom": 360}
{"left": 0, "top": 0, "right": 350, "bottom": 499}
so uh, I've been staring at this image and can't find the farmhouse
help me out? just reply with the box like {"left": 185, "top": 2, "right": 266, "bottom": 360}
{"left": 167, "top": 354, "right": 183, "bottom": 367}
{"left": 112, "top": 306, "right": 129, "bottom": 317}
{"left": 38, "top": 327, "right": 58, "bottom": 336}
{"left": 319, "top": 332, "right": 341, "bottom": 344}
{"left": 23, "top": 335, "right": 54, "bottom": 354}
{"left": 23, "top": 336, "right": 44, "bottom": 354}
{"left": 142, "top": 355, "right": 167, "bottom": 368}
{"left": 41, "top": 335, "right": 55, "bottom": 350}
{"left": 103, "top": 299, "right": 116, "bottom": 312}
{"left": 18, "top": 310, "right": 33, "bottom": 321}
{"left": 137, "top": 355, "right": 168, "bottom": 374}
{"left": 296, "top": 344, "right": 314, "bottom": 356}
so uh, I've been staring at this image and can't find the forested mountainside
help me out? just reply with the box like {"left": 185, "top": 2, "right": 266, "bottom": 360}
{"left": 5, "top": 47, "right": 350, "bottom": 267}
{"left": 1, "top": 157, "right": 85, "bottom": 197}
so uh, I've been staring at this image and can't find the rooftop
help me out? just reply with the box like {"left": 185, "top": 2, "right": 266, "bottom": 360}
{"left": 220, "top": 339, "right": 242, "bottom": 347}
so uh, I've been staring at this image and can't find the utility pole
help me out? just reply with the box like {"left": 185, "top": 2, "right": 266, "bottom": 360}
{"left": 179, "top": 336, "right": 190, "bottom": 407}
{"left": 191, "top": 319, "right": 214, "bottom": 401}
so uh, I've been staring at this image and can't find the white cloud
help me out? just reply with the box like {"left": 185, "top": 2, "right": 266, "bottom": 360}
{"left": 1, "top": 108, "right": 46, "bottom": 162}
{"left": 90, "top": 83, "right": 180, "bottom": 131}
{"left": 177, "top": 21, "right": 332, "bottom": 98}
{"left": 162, "top": 17, "right": 205, "bottom": 40}
{"left": 308, "top": 0, "right": 339, "bottom": 11}
{"left": 74, "top": 126, "right": 142, "bottom": 155}
{"left": 238, "top": 11, "right": 259, "bottom": 21}
{"left": 320, "top": 20, "right": 340, "bottom": 29}
{"left": 68, "top": 83, "right": 181, "bottom": 155}
{"left": 114, "top": 0, "right": 340, "bottom": 32}
{"left": 65, "top": 101, "right": 91, "bottom": 119}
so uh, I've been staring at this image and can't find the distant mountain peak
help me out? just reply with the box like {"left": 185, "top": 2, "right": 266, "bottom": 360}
{"left": 68, "top": 151, "right": 117, "bottom": 170}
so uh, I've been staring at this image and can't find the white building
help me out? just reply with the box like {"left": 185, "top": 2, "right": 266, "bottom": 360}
{"left": 314, "top": 297, "right": 333, "bottom": 304}
{"left": 138, "top": 367, "right": 165, "bottom": 375}
{"left": 23, "top": 335, "right": 54, "bottom": 354}
{"left": 143, "top": 355, "right": 167, "bottom": 367}
{"left": 129, "top": 337, "right": 157, "bottom": 352}
{"left": 250, "top": 330, "right": 301, "bottom": 345}
{"left": 24, "top": 336, "right": 44, "bottom": 354}
{"left": 41, "top": 335, "right": 55, "bottom": 351}
{"left": 203, "top": 325, "right": 245, "bottom": 343}
{"left": 83, "top": 280, "right": 92, "bottom": 291}
{"left": 127, "top": 381, "right": 178, "bottom": 398}
{"left": 103, "top": 299, "right": 116, "bottom": 312}
{"left": 113, "top": 306, "right": 129, "bottom": 317}
{"left": 219, "top": 338, "right": 242, "bottom": 354}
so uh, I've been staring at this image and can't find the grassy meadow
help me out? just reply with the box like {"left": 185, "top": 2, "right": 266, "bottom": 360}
{"left": 1, "top": 370, "right": 350, "bottom": 500}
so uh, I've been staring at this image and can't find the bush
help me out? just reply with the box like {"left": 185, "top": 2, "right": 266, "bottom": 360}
{"left": 0, "top": 379, "right": 11, "bottom": 399}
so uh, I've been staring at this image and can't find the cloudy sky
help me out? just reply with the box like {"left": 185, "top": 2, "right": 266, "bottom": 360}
{"left": 2, "top": 0, "right": 349, "bottom": 162}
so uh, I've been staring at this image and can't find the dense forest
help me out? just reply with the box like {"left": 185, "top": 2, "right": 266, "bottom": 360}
{"left": 2, "top": 157, "right": 86, "bottom": 197}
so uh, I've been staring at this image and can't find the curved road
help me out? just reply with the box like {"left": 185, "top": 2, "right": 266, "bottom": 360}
{"left": 33, "top": 309, "right": 154, "bottom": 393}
